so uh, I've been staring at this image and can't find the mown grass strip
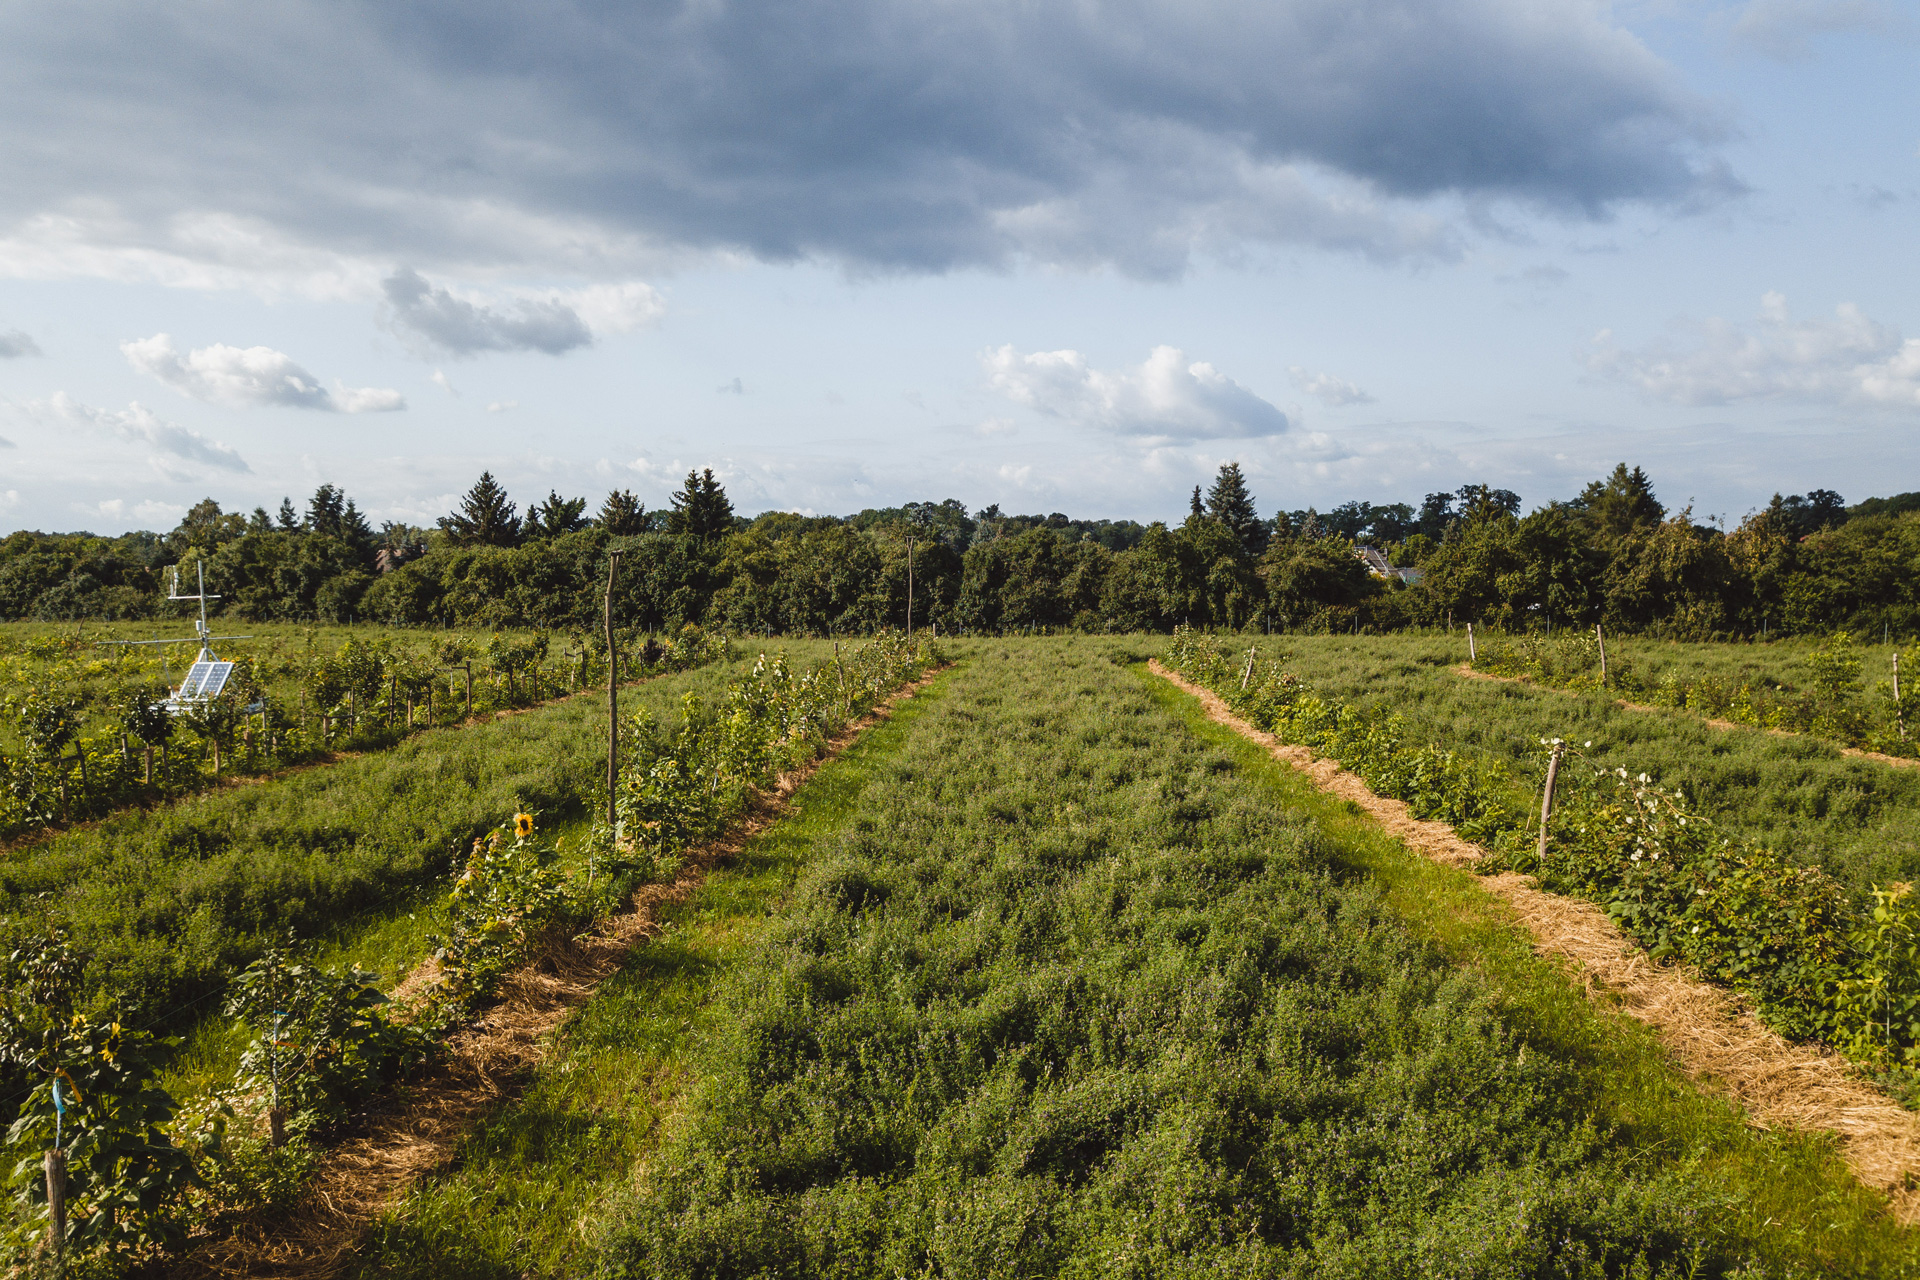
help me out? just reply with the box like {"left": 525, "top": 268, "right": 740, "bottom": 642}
{"left": 343, "top": 665, "right": 956, "bottom": 1279}
{"left": 1138, "top": 663, "right": 1920, "bottom": 1277}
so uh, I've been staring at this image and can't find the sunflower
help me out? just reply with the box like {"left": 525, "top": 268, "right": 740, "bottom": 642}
{"left": 514, "top": 812, "right": 535, "bottom": 839}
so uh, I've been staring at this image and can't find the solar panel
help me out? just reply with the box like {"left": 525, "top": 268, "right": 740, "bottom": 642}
{"left": 199, "top": 662, "right": 234, "bottom": 697}
{"left": 178, "top": 662, "right": 214, "bottom": 697}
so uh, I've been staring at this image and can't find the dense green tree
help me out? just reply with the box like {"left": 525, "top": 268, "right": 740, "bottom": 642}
{"left": 667, "top": 468, "right": 734, "bottom": 540}
{"left": 438, "top": 472, "right": 522, "bottom": 548}
{"left": 1576, "top": 464, "right": 1664, "bottom": 544}
{"left": 1205, "top": 462, "right": 1269, "bottom": 557}
{"left": 525, "top": 491, "right": 589, "bottom": 539}
{"left": 1260, "top": 532, "right": 1377, "bottom": 627}
{"left": 597, "top": 489, "right": 652, "bottom": 536}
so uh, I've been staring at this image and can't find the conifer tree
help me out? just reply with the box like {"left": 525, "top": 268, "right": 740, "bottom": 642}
{"left": 438, "top": 472, "right": 521, "bottom": 547}
{"left": 668, "top": 468, "right": 734, "bottom": 539}
{"left": 1190, "top": 486, "right": 1206, "bottom": 519}
{"left": 1577, "top": 464, "right": 1663, "bottom": 542}
{"left": 597, "top": 489, "right": 651, "bottom": 535}
{"left": 526, "top": 490, "right": 589, "bottom": 539}
{"left": 1205, "top": 462, "right": 1269, "bottom": 556}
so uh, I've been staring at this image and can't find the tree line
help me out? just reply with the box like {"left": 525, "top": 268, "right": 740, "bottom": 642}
{"left": 1, "top": 463, "right": 1916, "bottom": 637}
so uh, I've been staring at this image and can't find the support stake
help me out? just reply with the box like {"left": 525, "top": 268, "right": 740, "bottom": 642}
{"left": 1536, "top": 741, "right": 1565, "bottom": 864}
{"left": 604, "top": 551, "right": 623, "bottom": 833}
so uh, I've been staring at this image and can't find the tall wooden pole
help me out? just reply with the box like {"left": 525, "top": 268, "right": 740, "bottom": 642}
{"left": 906, "top": 536, "right": 915, "bottom": 640}
{"left": 1595, "top": 623, "right": 1609, "bottom": 689}
{"left": 605, "top": 551, "right": 623, "bottom": 832}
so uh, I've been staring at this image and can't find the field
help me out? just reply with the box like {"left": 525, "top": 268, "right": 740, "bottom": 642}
{"left": 8, "top": 633, "right": 1920, "bottom": 1277}
{"left": 0, "top": 619, "right": 724, "bottom": 841}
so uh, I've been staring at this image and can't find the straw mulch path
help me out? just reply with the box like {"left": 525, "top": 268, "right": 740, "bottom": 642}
{"left": 1151, "top": 659, "right": 1920, "bottom": 1222}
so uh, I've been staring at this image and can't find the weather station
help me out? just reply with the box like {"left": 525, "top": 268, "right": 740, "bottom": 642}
{"left": 98, "top": 560, "right": 254, "bottom": 712}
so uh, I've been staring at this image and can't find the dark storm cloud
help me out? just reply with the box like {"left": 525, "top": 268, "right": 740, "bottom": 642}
{"left": 382, "top": 269, "right": 594, "bottom": 355}
{"left": 0, "top": 0, "right": 1738, "bottom": 279}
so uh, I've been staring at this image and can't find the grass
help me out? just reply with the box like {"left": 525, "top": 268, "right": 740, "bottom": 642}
{"left": 1140, "top": 666, "right": 1917, "bottom": 1277}
{"left": 534, "top": 637, "right": 1915, "bottom": 1278}
{"left": 1243, "top": 632, "right": 1920, "bottom": 907}
{"left": 343, "top": 655, "right": 959, "bottom": 1278}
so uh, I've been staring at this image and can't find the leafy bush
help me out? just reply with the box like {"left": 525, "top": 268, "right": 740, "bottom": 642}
{"left": 224, "top": 938, "right": 424, "bottom": 1127}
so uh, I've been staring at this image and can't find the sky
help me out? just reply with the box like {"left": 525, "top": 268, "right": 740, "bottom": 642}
{"left": 0, "top": 0, "right": 1915, "bottom": 535}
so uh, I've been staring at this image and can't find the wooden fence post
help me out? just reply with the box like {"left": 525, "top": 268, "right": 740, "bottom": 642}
{"left": 1467, "top": 622, "right": 1476, "bottom": 664}
{"left": 1897, "top": 651, "right": 1905, "bottom": 743}
{"left": 464, "top": 664, "right": 473, "bottom": 719}
{"left": 1536, "top": 741, "right": 1565, "bottom": 863}
{"left": 45, "top": 1147, "right": 65, "bottom": 1266}
{"left": 1595, "top": 623, "right": 1608, "bottom": 689}
{"left": 1241, "top": 646, "right": 1257, "bottom": 691}
{"left": 605, "top": 551, "right": 623, "bottom": 833}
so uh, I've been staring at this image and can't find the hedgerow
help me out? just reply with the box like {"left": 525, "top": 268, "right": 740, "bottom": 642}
{"left": 1167, "top": 628, "right": 1920, "bottom": 1079}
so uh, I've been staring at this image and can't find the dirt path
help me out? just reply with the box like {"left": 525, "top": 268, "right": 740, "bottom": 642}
{"left": 1452, "top": 664, "right": 1917, "bottom": 769}
{"left": 169, "top": 667, "right": 947, "bottom": 1279}
{"left": 1151, "top": 659, "right": 1920, "bottom": 1222}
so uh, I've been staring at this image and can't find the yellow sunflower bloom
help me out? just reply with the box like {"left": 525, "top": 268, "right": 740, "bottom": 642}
{"left": 514, "top": 812, "right": 535, "bottom": 839}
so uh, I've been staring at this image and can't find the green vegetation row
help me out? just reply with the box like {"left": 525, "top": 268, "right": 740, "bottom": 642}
{"left": 1168, "top": 630, "right": 1920, "bottom": 1091}
{"left": 576, "top": 640, "right": 1913, "bottom": 1278}
{"left": 10, "top": 462, "right": 1920, "bottom": 647}
{"left": 0, "top": 621, "right": 729, "bottom": 842}
{"left": 0, "top": 634, "right": 938, "bottom": 1274}
{"left": 1475, "top": 626, "right": 1919, "bottom": 758}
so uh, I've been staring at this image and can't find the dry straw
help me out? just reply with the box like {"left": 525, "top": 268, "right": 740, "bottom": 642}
{"left": 1151, "top": 659, "right": 1920, "bottom": 1222}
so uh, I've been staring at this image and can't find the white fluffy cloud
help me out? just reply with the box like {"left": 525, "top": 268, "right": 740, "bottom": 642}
{"left": 1289, "top": 366, "right": 1374, "bottom": 406}
{"left": 1588, "top": 292, "right": 1920, "bottom": 408}
{"left": 43, "top": 392, "right": 249, "bottom": 473}
{"left": 380, "top": 269, "right": 664, "bottom": 357}
{"left": 985, "top": 344, "right": 1290, "bottom": 440}
{"left": 121, "top": 333, "right": 405, "bottom": 412}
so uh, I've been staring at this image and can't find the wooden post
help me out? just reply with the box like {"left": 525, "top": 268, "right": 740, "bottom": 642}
{"left": 245, "top": 726, "right": 255, "bottom": 770}
{"left": 464, "top": 664, "right": 473, "bottom": 718}
{"left": 348, "top": 690, "right": 357, "bottom": 733}
{"left": 604, "top": 551, "right": 623, "bottom": 833}
{"left": 211, "top": 737, "right": 220, "bottom": 776}
{"left": 268, "top": 1107, "right": 286, "bottom": 1149}
{"left": 1595, "top": 623, "right": 1609, "bottom": 689}
{"left": 143, "top": 744, "right": 153, "bottom": 785}
{"left": 321, "top": 713, "right": 331, "bottom": 746}
{"left": 1467, "top": 622, "right": 1476, "bottom": 664}
{"left": 1241, "top": 646, "right": 1257, "bottom": 691}
{"left": 1536, "top": 740, "right": 1565, "bottom": 863}
{"left": 906, "top": 536, "right": 916, "bottom": 641}
{"left": 1897, "top": 651, "right": 1906, "bottom": 743}
{"left": 45, "top": 1147, "right": 65, "bottom": 1265}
